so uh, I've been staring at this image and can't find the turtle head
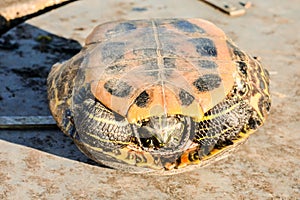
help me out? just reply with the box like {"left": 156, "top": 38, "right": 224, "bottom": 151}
{"left": 134, "top": 115, "right": 194, "bottom": 150}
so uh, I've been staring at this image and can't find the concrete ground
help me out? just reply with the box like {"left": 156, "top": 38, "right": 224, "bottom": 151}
{"left": 0, "top": 0, "right": 299, "bottom": 199}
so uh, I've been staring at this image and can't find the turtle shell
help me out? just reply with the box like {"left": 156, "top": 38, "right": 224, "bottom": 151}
{"left": 47, "top": 18, "right": 271, "bottom": 174}
{"left": 82, "top": 19, "right": 236, "bottom": 123}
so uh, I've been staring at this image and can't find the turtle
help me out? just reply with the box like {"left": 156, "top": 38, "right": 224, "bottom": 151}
{"left": 47, "top": 18, "right": 271, "bottom": 174}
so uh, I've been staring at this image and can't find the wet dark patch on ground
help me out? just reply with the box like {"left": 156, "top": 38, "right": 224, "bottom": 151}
{"left": 0, "top": 23, "right": 81, "bottom": 116}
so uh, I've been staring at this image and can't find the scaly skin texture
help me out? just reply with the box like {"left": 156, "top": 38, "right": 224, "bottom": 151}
{"left": 47, "top": 18, "right": 270, "bottom": 174}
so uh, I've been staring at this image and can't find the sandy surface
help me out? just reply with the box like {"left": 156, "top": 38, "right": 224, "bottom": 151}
{"left": 0, "top": 0, "right": 299, "bottom": 199}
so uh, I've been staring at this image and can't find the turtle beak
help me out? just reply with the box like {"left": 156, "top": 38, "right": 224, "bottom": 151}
{"left": 154, "top": 122, "right": 182, "bottom": 145}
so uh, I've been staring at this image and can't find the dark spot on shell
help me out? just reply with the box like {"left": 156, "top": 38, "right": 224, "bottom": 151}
{"left": 237, "top": 61, "right": 247, "bottom": 75}
{"left": 163, "top": 57, "right": 176, "bottom": 68}
{"left": 173, "top": 20, "right": 206, "bottom": 33}
{"left": 265, "top": 98, "right": 271, "bottom": 112}
{"left": 193, "top": 74, "right": 222, "bottom": 92}
{"left": 188, "top": 150, "right": 200, "bottom": 161}
{"left": 135, "top": 91, "right": 150, "bottom": 108}
{"left": 248, "top": 116, "right": 261, "bottom": 130}
{"left": 108, "top": 22, "right": 137, "bottom": 34}
{"left": 101, "top": 42, "right": 125, "bottom": 61}
{"left": 179, "top": 89, "right": 195, "bottom": 106}
{"left": 227, "top": 41, "right": 246, "bottom": 61}
{"left": 199, "top": 60, "right": 218, "bottom": 69}
{"left": 234, "top": 50, "right": 246, "bottom": 60}
{"left": 104, "top": 79, "right": 132, "bottom": 97}
{"left": 118, "top": 23, "right": 136, "bottom": 31}
{"left": 105, "top": 64, "right": 126, "bottom": 74}
{"left": 190, "top": 38, "right": 217, "bottom": 57}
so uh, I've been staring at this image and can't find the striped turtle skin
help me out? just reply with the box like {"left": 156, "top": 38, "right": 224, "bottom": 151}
{"left": 47, "top": 18, "right": 271, "bottom": 174}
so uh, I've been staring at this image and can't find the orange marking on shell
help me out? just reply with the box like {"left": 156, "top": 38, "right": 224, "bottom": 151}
{"left": 127, "top": 86, "right": 203, "bottom": 123}
{"left": 176, "top": 147, "right": 200, "bottom": 169}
